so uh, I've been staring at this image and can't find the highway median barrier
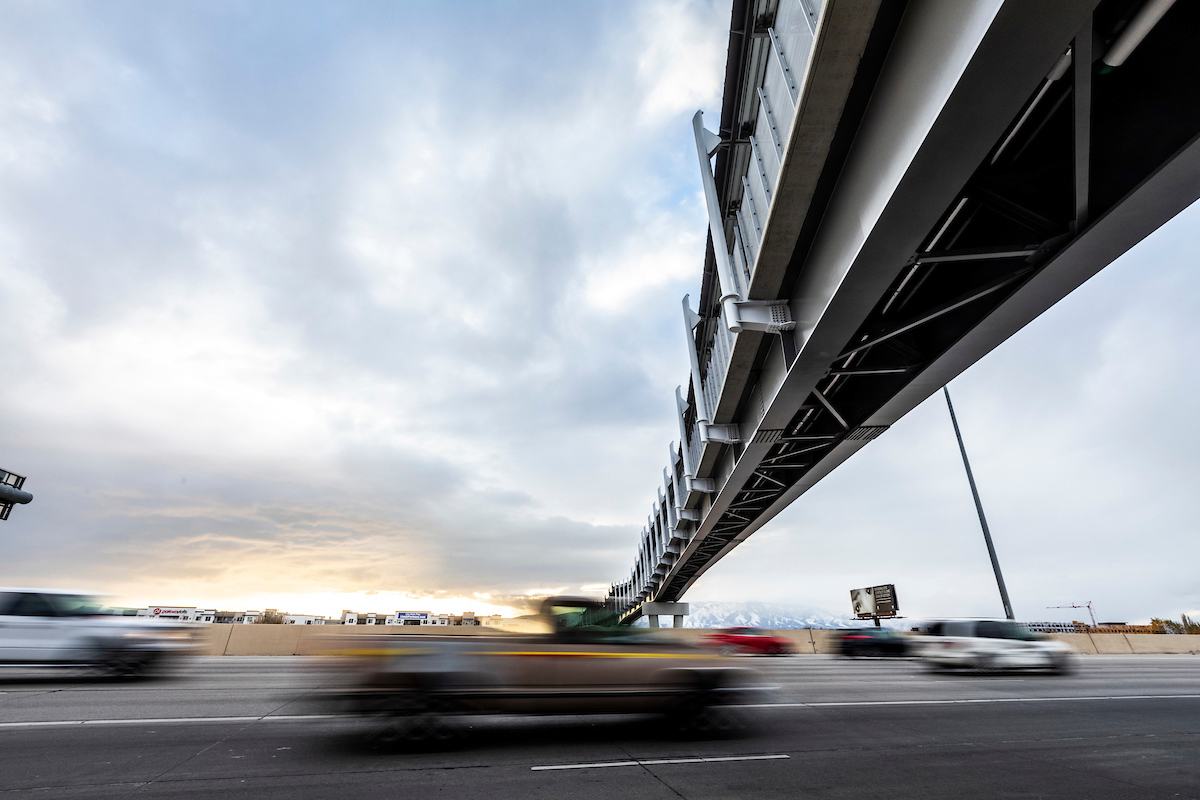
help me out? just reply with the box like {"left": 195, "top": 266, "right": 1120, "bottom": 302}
{"left": 185, "top": 625, "right": 1200, "bottom": 657}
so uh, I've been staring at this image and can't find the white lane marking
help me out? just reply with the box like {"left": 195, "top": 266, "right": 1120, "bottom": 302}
{"left": 5, "top": 693, "right": 1198, "bottom": 730}
{"left": 742, "top": 694, "right": 1200, "bottom": 709}
{"left": 0, "top": 714, "right": 339, "bottom": 729}
{"left": 532, "top": 754, "right": 789, "bottom": 771}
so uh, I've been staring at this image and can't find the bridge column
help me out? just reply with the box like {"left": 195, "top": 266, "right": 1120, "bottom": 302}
{"left": 642, "top": 602, "right": 689, "bottom": 629}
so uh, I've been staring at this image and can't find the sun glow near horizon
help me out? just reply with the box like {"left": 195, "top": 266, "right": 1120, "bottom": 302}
{"left": 108, "top": 589, "right": 535, "bottom": 620}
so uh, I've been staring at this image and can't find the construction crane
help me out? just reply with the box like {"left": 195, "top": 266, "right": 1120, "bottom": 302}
{"left": 1049, "top": 602, "right": 1097, "bottom": 628}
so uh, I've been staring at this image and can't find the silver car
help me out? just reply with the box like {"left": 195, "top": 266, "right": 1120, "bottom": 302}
{"left": 920, "top": 620, "right": 1075, "bottom": 673}
{"left": 0, "top": 588, "right": 197, "bottom": 677}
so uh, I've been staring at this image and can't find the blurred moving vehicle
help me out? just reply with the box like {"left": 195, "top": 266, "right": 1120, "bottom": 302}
{"left": 328, "top": 597, "right": 760, "bottom": 740}
{"left": 0, "top": 588, "right": 197, "bottom": 677}
{"left": 920, "top": 620, "right": 1074, "bottom": 672}
{"left": 703, "top": 627, "right": 796, "bottom": 656}
{"left": 837, "top": 628, "right": 910, "bottom": 657}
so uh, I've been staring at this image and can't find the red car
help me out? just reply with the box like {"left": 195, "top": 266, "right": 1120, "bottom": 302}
{"left": 704, "top": 627, "right": 796, "bottom": 655}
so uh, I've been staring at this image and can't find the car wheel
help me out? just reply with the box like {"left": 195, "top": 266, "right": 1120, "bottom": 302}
{"left": 372, "top": 697, "right": 457, "bottom": 746}
{"left": 666, "top": 691, "right": 741, "bottom": 737}
{"left": 374, "top": 711, "right": 454, "bottom": 745}
{"left": 1047, "top": 653, "right": 1073, "bottom": 675}
{"left": 718, "top": 644, "right": 740, "bottom": 656}
{"left": 93, "top": 648, "right": 155, "bottom": 680}
{"left": 974, "top": 654, "right": 999, "bottom": 672}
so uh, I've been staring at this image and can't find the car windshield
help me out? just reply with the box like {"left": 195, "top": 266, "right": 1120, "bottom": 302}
{"left": 44, "top": 594, "right": 106, "bottom": 617}
{"left": 549, "top": 603, "right": 620, "bottom": 630}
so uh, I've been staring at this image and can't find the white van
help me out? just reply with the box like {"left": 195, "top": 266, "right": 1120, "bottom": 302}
{"left": 920, "top": 620, "right": 1075, "bottom": 672}
{"left": 0, "top": 588, "right": 196, "bottom": 677}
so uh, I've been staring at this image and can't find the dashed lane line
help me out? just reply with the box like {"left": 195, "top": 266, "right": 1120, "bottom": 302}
{"left": 742, "top": 694, "right": 1200, "bottom": 708}
{"left": 532, "top": 754, "right": 789, "bottom": 771}
{"left": 0, "top": 714, "right": 338, "bottom": 729}
{"left": 3, "top": 694, "right": 1198, "bottom": 729}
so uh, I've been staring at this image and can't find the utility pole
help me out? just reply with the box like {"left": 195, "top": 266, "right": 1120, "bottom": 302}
{"left": 944, "top": 386, "right": 1014, "bottom": 620}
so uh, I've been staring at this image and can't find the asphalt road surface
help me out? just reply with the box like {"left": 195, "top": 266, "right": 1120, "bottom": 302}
{"left": 1, "top": 655, "right": 1197, "bottom": 798}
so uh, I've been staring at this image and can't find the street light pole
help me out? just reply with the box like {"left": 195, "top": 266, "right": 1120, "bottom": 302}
{"left": 944, "top": 386, "right": 1014, "bottom": 620}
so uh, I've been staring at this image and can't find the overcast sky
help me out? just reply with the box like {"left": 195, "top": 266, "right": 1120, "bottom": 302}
{"left": 1, "top": 1, "right": 1196, "bottom": 624}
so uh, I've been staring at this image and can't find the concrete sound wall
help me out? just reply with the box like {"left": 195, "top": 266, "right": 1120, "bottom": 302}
{"left": 193, "top": 623, "right": 517, "bottom": 656}
{"left": 190, "top": 625, "right": 1200, "bottom": 656}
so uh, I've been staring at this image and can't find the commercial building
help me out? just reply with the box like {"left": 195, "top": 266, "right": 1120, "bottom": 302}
{"left": 128, "top": 604, "right": 494, "bottom": 627}
{"left": 134, "top": 607, "right": 217, "bottom": 623}
{"left": 1025, "top": 621, "right": 1080, "bottom": 634}
{"left": 383, "top": 612, "right": 451, "bottom": 626}
{"left": 339, "top": 610, "right": 480, "bottom": 626}
{"left": 212, "top": 611, "right": 262, "bottom": 624}
{"left": 136, "top": 608, "right": 336, "bottom": 624}
{"left": 1026, "top": 620, "right": 1157, "bottom": 634}
{"left": 1090, "top": 622, "right": 1155, "bottom": 634}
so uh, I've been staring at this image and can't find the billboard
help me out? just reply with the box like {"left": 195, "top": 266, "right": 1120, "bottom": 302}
{"left": 850, "top": 584, "right": 899, "bottom": 618}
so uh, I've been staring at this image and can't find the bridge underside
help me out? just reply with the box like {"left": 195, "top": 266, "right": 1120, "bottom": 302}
{"left": 613, "top": 0, "right": 1200, "bottom": 619}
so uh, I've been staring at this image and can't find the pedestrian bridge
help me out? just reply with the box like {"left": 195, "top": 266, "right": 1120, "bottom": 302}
{"left": 608, "top": 0, "right": 1200, "bottom": 623}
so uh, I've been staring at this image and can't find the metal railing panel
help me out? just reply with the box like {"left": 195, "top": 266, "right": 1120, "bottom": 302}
{"left": 775, "top": 0, "right": 817, "bottom": 88}
{"left": 753, "top": 104, "right": 782, "bottom": 194}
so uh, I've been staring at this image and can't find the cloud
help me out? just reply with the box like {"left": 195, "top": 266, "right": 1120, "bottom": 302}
{"left": 0, "top": 0, "right": 731, "bottom": 613}
{"left": 636, "top": 0, "right": 729, "bottom": 121}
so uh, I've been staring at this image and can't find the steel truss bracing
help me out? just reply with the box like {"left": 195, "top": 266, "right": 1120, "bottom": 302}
{"left": 610, "top": 0, "right": 1200, "bottom": 622}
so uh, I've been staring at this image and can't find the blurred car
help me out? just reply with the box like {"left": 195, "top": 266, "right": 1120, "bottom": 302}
{"left": 837, "top": 628, "right": 910, "bottom": 657}
{"left": 325, "top": 597, "right": 761, "bottom": 740}
{"left": 0, "top": 588, "right": 197, "bottom": 677}
{"left": 703, "top": 627, "right": 796, "bottom": 655}
{"left": 920, "top": 620, "right": 1074, "bottom": 672}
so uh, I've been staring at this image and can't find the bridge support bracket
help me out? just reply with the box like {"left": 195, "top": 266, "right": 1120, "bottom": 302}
{"left": 702, "top": 423, "right": 741, "bottom": 443}
{"left": 642, "top": 602, "right": 690, "bottom": 629}
{"left": 730, "top": 300, "right": 796, "bottom": 335}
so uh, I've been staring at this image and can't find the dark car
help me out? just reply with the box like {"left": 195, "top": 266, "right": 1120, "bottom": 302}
{"left": 837, "top": 628, "right": 910, "bottom": 657}
{"left": 703, "top": 627, "right": 796, "bottom": 655}
{"left": 324, "top": 598, "right": 762, "bottom": 741}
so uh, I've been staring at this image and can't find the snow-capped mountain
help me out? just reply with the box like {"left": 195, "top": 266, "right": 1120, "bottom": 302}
{"left": 673, "top": 601, "right": 860, "bottom": 629}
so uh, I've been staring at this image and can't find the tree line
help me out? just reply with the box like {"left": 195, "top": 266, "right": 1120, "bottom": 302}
{"left": 1149, "top": 614, "right": 1200, "bottom": 634}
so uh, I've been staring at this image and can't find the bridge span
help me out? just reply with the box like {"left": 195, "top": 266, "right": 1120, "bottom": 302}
{"left": 608, "top": 0, "right": 1200, "bottom": 623}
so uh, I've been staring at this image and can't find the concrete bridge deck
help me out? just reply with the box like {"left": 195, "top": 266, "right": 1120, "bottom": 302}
{"left": 611, "top": 0, "right": 1200, "bottom": 619}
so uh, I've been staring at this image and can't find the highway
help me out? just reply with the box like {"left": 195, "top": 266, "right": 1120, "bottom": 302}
{"left": 1, "top": 655, "right": 1197, "bottom": 798}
